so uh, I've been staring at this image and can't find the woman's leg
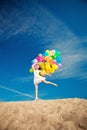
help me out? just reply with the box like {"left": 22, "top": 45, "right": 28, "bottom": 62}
{"left": 34, "top": 83, "right": 38, "bottom": 100}
{"left": 42, "top": 80, "right": 57, "bottom": 87}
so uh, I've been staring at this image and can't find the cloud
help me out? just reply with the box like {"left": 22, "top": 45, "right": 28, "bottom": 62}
{"left": 0, "top": 1, "right": 66, "bottom": 41}
{"left": 0, "top": 85, "right": 48, "bottom": 101}
{"left": 11, "top": 76, "right": 33, "bottom": 83}
{"left": 0, "top": 85, "right": 34, "bottom": 99}
{"left": 0, "top": 1, "right": 87, "bottom": 80}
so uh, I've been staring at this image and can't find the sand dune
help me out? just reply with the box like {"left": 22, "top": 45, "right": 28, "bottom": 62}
{"left": 0, "top": 98, "right": 87, "bottom": 130}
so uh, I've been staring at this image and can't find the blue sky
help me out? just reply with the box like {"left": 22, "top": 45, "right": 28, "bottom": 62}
{"left": 0, "top": 0, "right": 87, "bottom": 101}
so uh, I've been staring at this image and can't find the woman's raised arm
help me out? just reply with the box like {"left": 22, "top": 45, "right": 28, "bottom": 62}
{"left": 32, "top": 64, "right": 35, "bottom": 71}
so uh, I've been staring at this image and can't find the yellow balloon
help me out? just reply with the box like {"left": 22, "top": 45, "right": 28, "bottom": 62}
{"left": 49, "top": 51, "right": 53, "bottom": 56}
{"left": 45, "top": 63, "right": 50, "bottom": 70}
{"left": 45, "top": 50, "right": 50, "bottom": 54}
{"left": 52, "top": 64, "right": 58, "bottom": 70}
{"left": 54, "top": 64, "right": 58, "bottom": 70}
{"left": 50, "top": 68, "right": 54, "bottom": 73}
{"left": 45, "top": 70, "right": 50, "bottom": 74}
{"left": 51, "top": 64, "right": 55, "bottom": 70}
{"left": 39, "top": 62, "right": 45, "bottom": 69}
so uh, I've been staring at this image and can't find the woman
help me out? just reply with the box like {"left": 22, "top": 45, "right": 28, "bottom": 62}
{"left": 32, "top": 64, "right": 57, "bottom": 101}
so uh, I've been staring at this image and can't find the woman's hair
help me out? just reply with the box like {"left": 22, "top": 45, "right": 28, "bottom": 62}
{"left": 34, "top": 64, "right": 41, "bottom": 70}
{"left": 38, "top": 66, "right": 41, "bottom": 70}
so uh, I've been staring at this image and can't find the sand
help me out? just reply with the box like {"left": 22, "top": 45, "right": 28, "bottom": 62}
{"left": 0, "top": 98, "right": 87, "bottom": 130}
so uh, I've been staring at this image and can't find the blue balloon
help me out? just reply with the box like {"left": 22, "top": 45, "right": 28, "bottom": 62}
{"left": 43, "top": 52, "right": 48, "bottom": 56}
{"left": 31, "top": 59, "right": 34, "bottom": 64}
{"left": 56, "top": 56, "right": 61, "bottom": 63}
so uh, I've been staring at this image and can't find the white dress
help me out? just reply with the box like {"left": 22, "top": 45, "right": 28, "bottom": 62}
{"left": 34, "top": 70, "right": 46, "bottom": 84}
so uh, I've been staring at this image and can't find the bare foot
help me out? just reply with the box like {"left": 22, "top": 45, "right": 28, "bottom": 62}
{"left": 35, "top": 98, "right": 39, "bottom": 101}
{"left": 53, "top": 83, "right": 58, "bottom": 87}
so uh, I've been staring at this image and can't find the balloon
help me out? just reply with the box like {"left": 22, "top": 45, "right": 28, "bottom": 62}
{"left": 43, "top": 52, "right": 49, "bottom": 56}
{"left": 51, "top": 64, "right": 58, "bottom": 70}
{"left": 37, "top": 56, "right": 43, "bottom": 62}
{"left": 29, "top": 49, "right": 62, "bottom": 75}
{"left": 29, "top": 68, "right": 34, "bottom": 73}
{"left": 51, "top": 55, "right": 56, "bottom": 59}
{"left": 39, "top": 62, "right": 45, "bottom": 69}
{"left": 56, "top": 56, "right": 61, "bottom": 63}
{"left": 51, "top": 49, "right": 55, "bottom": 54}
{"left": 50, "top": 60, "right": 56, "bottom": 64}
{"left": 46, "top": 56, "right": 52, "bottom": 62}
{"left": 58, "top": 63, "right": 62, "bottom": 68}
{"left": 50, "top": 68, "right": 54, "bottom": 73}
{"left": 49, "top": 50, "right": 53, "bottom": 56}
{"left": 45, "top": 50, "right": 50, "bottom": 55}
{"left": 33, "top": 59, "right": 38, "bottom": 64}
{"left": 55, "top": 50, "right": 60, "bottom": 56}
{"left": 31, "top": 60, "right": 34, "bottom": 64}
{"left": 38, "top": 54, "right": 43, "bottom": 57}
{"left": 45, "top": 63, "right": 51, "bottom": 70}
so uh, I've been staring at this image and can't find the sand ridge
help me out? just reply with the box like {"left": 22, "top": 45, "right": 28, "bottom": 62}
{"left": 0, "top": 98, "right": 87, "bottom": 130}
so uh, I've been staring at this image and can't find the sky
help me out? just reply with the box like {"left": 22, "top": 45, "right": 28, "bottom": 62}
{"left": 0, "top": 0, "right": 87, "bottom": 102}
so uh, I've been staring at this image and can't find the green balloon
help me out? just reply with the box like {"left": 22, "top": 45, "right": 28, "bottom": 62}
{"left": 55, "top": 51, "right": 61, "bottom": 57}
{"left": 29, "top": 68, "right": 33, "bottom": 73}
{"left": 51, "top": 55, "right": 56, "bottom": 59}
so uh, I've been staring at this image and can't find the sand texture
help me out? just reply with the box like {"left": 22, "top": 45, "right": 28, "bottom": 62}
{"left": 0, "top": 98, "right": 87, "bottom": 130}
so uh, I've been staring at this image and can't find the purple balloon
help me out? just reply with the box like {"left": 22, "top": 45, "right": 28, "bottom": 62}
{"left": 58, "top": 63, "right": 62, "bottom": 68}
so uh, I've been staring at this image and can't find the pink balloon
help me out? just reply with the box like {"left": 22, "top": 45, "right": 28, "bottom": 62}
{"left": 52, "top": 50, "right": 55, "bottom": 54}
{"left": 34, "top": 59, "right": 38, "bottom": 64}
{"left": 37, "top": 56, "right": 43, "bottom": 62}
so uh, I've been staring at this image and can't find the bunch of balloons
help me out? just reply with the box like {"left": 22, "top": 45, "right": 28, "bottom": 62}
{"left": 29, "top": 49, "right": 62, "bottom": 76}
